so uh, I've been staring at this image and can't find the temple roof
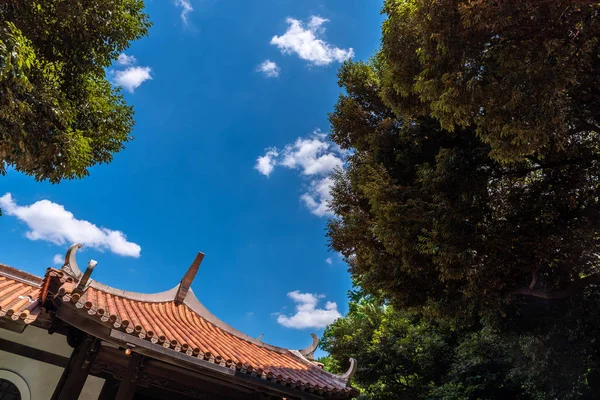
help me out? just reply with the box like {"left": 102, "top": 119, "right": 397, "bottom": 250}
{"left": 0, "top": 264, "right": 42, "bottom": 325}
{"left": 0, "top": 245, "right": 358, "bottom": 398}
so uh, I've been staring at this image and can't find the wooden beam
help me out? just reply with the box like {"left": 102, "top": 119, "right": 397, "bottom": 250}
{"left": 96, "top": 346, "right": 251, "bottom": 399}
{"left": 50, "top": 342, "right": 78, "bottom": 400}
{"left": 56, "top": 306, "right": 112, "bottom": 340}
{"left": 111, "top": 332, "right": 318, "bottom": 399}
{"left": 98, "top": 379, "right": 119, "bottom": 400}
{"left": 134, "top": 383, "right": 238, "bottom": 400}
{"left": 58, "top": 336, "right": 99, "bottom": 400}
{"left": 58, "top": 307, "right": 325, "bottom": 400}
{"left": 0, "top": 337, "right": 69, "bottom": 367}
{"left": 0, "top": 317, "right": 26, "bottom": 333}
{"left": 115, "top": 352, "right": 144, "bottom": 400}
{"left": 51, "top": 335, "right": 100, "bottom": 400}
{"left": 232, "top": 371, "right": 312, "bottom": 400}
{"left": 110, "top": 329, "right": 234, "bottom": 377}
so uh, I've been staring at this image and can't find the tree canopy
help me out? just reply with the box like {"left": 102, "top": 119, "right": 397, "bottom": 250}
{"left": 328, "top": 2, "right": 600, "bottom": 322}
{"left": 324, "top": 0, "right": 600, "bottom": 398}
{"left": 379, "top": 0, "right": 600, "bottom": 163}
{"left": 322, "top": 291, "right": 600, "bottom": 399}
{"left": 0, "top": 1, "right": 150, "bottom": 182}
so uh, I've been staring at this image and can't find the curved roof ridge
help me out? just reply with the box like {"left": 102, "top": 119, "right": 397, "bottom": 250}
{"left": 58, "top": 243, "right": 335, "bottom": 369}
{"left": 183, "top": 289, "right": 300, "bottom": 355}
{"left": 83, "top": 279, "right": 313, "bottom": 359}
{"left": 82, "top": 280, "right": 326, "bottom": 364}
{"left": 88, "top": 279, "right": 179, "bottom": 302}
{"left": 84, "top": 279, "right": 329, "bottom": 364}
{"left": 289, "top": 349, "right": 353, "bottom": 384}
{"left": 0, "top": 263, "right": 43, "bottom": 287}
{"left": 61, "top": 243, "right": 180, "bottom": 302}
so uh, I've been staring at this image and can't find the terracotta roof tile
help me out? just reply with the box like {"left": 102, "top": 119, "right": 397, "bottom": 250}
{"left": 0, "top": 251, "right": 357, "bottom": 398}
{"left": 51, "top": 273, "right": 357, "bottom": 397}
{"left": 0, "top": 265, "right": 42, "bottom": 325}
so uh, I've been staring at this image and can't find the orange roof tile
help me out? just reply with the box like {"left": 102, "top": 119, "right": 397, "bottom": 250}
{"left": 0, "top": 264, "right": 43, "bottom": 325}
{"left": 51, "top": 280, "right": 355, "bottom": 397}
{"left": 42, "top": 245, "right": 358, "bottom": 399}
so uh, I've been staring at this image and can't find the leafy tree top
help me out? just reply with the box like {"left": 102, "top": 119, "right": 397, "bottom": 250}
{"left": 0, "top": 1, "right": 150, "bottom": 182}
{"left": 380, "top": 0, "right": 600, "bottom": 163}
{"left": 328, "top": 58, "right": 600, "bottom": 321}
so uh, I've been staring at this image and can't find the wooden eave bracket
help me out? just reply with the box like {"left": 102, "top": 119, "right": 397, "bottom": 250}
{"left": 109, "top": 329, "right": 234, "bottom": 377}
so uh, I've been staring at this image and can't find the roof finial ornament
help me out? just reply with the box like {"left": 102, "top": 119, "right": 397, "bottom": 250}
{"left": 63, "top": 243, "right": 83, "bottom": 279}
{"left": 256, "top": 334, "right": 264, "bottom": 342}
{"left": 175, "top": 252, "right": 205, "bottom": 305}
{"left": 299, "top": 333, "right": 319, "bottom": 361}
{"left": 75, "top": 260, "right": 97, "bottom": 293}
{"left": 339, "top": 358, "right": 357, "bottom": 385}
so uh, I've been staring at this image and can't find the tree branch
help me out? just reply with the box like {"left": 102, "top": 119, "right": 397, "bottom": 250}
{"left": 529, "top": 268, "right": 539, "bottom": 289}
{"left": 496, "top": 156, "right": 598, "bottom": 178}
{"left": 508, "top": 274, "right": 600, "bottom": 299}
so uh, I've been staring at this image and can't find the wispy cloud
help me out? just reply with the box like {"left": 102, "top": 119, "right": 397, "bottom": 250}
{"left": 271, "top": 16, "right": 354, "bottom": 66}
{"left": 112, "top": 66, "right": 152, "bottom": 93}
{"left": 117, "top": 53, "right": 137, "bottom": 66}
{"left": 175, "top": 0, "right": 193, "bottom": 25}
{"left": 276, "top": 290, "right": 341, "bottom": 329}
{"left": 300, "top": 177, "right": 335, "bottom": 217}
{"left": 110, "top": 54, "right": 151, "bottom": 93}
{"left": 255, "top": 131, "right": 344, "bottom": 216}
{"left": 325, "top": 257, "right": 333, "bottom": 265}
{"left": 0, "top": 193, "right": 141, "bottom": 258}
{"left": 52, "top": 254, "right": 63, "bottom": 265}
{"left": 257, "top": 59, "right": 280, "bottom": 78}
{"left": 279, "top": 135, "right": 343, "bottom": 175}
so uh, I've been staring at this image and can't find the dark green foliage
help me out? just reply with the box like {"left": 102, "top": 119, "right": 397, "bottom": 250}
{"left": 322, "top": 292, "right": 600, "bottom": 399}
{"left": 316, "top": 355, "right": 340, "bottom": 374}
{"left": 380, "top": 0, "right": 600, "bottom": 163}
{"left": 0, "top": 1, "right": 150, "bottom": 182}
{"left": 328, "top": 59, "right": 600, "bottom": 321}
{"left": 324, "top": 1, "right": 600, "bottom": 398}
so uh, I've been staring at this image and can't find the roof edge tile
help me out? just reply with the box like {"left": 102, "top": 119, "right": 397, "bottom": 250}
{"left": 0, "top": 263, "right": 43, "bottom": 287}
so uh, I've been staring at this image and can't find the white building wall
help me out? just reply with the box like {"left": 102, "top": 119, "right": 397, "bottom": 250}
{"left": 0, "top": 325, "right": 104, "bottom": 400}
{"left": 0, "top": 325, "right": 72, "bottom": 357}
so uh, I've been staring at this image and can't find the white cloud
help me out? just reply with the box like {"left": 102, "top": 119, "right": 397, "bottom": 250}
{"left": 257, "top": 60, "right": 280, "bottom": 78}
{"left": 52, "top": 254, "right": 63, "bottom": 265}
{"left": 270, "top": 16, "right": 354, "bottom": 66}
{"left": 281, "top": 135, "right": 343, "bottom": 175}
{"left": 325, "top": 257, "right": 333, "bottom": 265}
{"left": 117, "top": 53, "right": 137, "bottom": 66}
{"left": 300, "top": 176, "right": 335, "bottom": 217}
{"left": 277, "top": 290, "right": 341, "bottom": 329}
{"left": 112, "top": 66, "right": 152, "bottom": 93}
{"left": 110, "top": 53, "right": 151, "bottom": 93}
{"left": 255, "top": 148, "right": 279, "bottom": 177}
{"left": 255, "top": 131, "right": 343, "bottom": 216}
{"left": 175, "top": 0, "right": 193, "bottom": 24}
{"left": 0, "top": 193, "right": 141, "bottom": 258}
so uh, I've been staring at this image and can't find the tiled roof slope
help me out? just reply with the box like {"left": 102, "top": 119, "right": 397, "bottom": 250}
{"left": 0, "top": 264, "right": 42, "bottom": 324}
{"left": 43, "top": 249, "right": 358, "bottom": 399}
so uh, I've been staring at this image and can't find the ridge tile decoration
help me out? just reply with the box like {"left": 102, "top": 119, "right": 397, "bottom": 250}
{"left": 0, "top": 264, "right": 42, "bottom": 325}
{"left": 37, "top": 245, "right": 359, "bottom": 399}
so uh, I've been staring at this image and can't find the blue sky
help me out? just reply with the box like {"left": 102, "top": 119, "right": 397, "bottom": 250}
{"left": 0, "top": 0, "right": 383, "bottom": 353}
